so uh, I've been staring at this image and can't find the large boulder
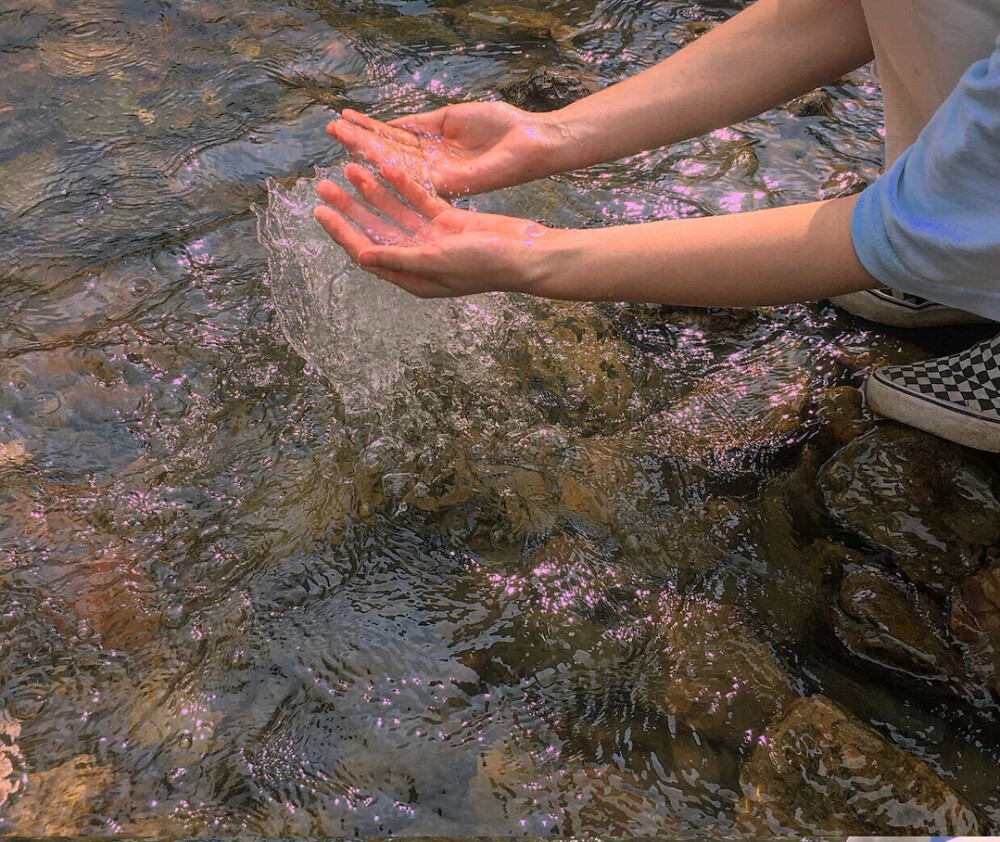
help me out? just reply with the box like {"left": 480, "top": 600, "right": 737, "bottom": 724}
{"left": 738, "top": 695, "right": 980, "bottom": 835}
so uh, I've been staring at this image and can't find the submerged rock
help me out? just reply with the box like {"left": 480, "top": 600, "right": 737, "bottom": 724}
{"left": 440, "top": 2, "right": 574, "bottom": 42}
{"left": 814, "top": 385, "right": 871, "bottom": 446}
{"left": 1, "top": 754, "right": 114, "bottom": 836}
{"left": 819, "top": 426, "right": 1000, "bottom": 595}
{"left": 950, "top": 560, "right": 1000, "bottom": 700}
{"left": 785, "top": 89, "right": 834, "bottom": 118}
{"left": 0, "top": 712, "right": 26, "bottom": 817}
{"left": 738, "top": 695, "right": 980, "bottom": 835}
{"left": 467, "top": 739, "right": 681, "bottom": 836}
{"left": 638, "top": 598, "right": 799, "bottom": 754}
{"left": 644, "top": 336, "right": 816, "bottom": 474}
{"left": 820, "top": 167, "right": 868, "bottom": 200}
{"left": 670, "top": 20, "right": 717, "bottom": 46}
{"left": 496, "top": 67, "right": 598, "bottom": 111}
{"left": 835, "top": 567, "right": 967, "bottom": 685}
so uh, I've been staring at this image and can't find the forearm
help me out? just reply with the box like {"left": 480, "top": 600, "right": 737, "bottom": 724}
{"left": 544, "top": 0, "right": 874, "bottom": 171}
{"left": 532, "top": 194, "right": 877, "bottom": 306}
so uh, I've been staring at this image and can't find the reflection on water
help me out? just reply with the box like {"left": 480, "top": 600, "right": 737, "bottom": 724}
{"left": 2, "top": 0, "right": 1000, "bottom": 836}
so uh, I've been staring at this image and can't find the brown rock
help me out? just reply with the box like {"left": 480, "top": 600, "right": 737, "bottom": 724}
{"left": 497, "top": 67, "right": 598, "bottom": 111}
{"left": 645, "top": 336, "right": 814, "bottom": 472}
{"left": 820, "top": 167, "right": 868, "bottom": 200}
{"left": 467, "top": 740, "right": 680, "bottom": 836}
{"left": 785, "top": 89, "right": 834, "bottom": 118}
{"left": 739, "top": 695, "right": 980, "bottom": 835}
{"left": 2, "top": 754, "right": 114, "bottom": 836}
{"left": 671, "top": 20, "right": 717, "bottom": 45}
{"left": 815, "top": 385, "right": 870, "bottom": 446}
{"left": 950, "top": 560, "right": 1000, "bottom": 699}
{"left": 641, "top": 598, "right": 799, "bottom": 752}
{"left": 441, "top": 2, "right": 573, "bottom": 42}
{"left": 835, "top": 567, "right": 966, "bottom": 683}
{"left": 0, "top": 712, "right": 25, "bottom": 814}
{"left": 819, "top": 426, "right": 1000, "bottom": 595}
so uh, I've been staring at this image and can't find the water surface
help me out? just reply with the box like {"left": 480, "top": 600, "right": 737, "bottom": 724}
{"left": 2, "top": 0, "right": 999, "bottom": 836}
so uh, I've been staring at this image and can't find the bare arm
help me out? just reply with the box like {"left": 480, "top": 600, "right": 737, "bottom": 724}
{"left": 531, "top": 195, "right": 877, "bottom": 305}
{"left": 315, "top": 165, "right": 878, "bottom": 305}
{"left": 545, "top": 0, "right": 875, "bottom": 171}
{"left": 328, "top": 0, "right": 874, "bottom": 194}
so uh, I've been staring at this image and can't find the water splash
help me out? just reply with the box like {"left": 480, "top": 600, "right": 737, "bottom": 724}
{"left": 256, "top": 164, "right": 508, "bottom": 417}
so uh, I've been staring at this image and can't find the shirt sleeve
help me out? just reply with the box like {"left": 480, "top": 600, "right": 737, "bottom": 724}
{"left": 851, "top": 33, "right": 1000, "bottom": 320}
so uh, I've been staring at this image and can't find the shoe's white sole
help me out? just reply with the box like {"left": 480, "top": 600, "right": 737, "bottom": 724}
{"left": 831, "top": 291, "right": 993, "bottom": 328}
{"left": 865, "top": 371, "right": 1000, "bottom": 452}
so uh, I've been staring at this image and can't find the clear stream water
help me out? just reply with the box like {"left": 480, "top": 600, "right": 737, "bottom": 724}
{"left": 1, "top": 0, "right": 999, "bottom": 836}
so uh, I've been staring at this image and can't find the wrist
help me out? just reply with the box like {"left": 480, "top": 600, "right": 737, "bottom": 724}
{"left": 543, "top": 105, "right": 604, "bottom": 173}
{"left": 519, "top": 110, "right": 590, "bottom": 179}
{"left": 519, "top": 227, "right": 598, "bottom": 300}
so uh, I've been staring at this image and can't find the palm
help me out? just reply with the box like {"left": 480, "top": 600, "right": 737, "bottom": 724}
{"left": 327, "top": 103, "right": 537, "bottom": 197}
{"left": 315, "top": 162, "right": 550, "bottom": 297}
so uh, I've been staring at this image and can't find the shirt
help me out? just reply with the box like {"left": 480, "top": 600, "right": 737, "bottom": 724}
{"left": 850, "top": 1, "right": 1000, "bottom": 318}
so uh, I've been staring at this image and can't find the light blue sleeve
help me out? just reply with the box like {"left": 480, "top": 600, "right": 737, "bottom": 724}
{"left": 851, "top": 34, "right": 1000, "bottom": 320}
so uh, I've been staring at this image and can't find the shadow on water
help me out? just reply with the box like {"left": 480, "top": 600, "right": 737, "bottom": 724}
{"left": 2, "top": 0, "right": 1000, "bottom": 837}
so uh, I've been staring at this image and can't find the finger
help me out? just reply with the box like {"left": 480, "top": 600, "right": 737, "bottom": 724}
{"left": 378, "top": 164, "right": 451, "bottom": 218}
{"left": 386, "top": 107, "right": 448, "bottom": 135}
{"left": 315, "top": 179, "right": 411, "bottom": 246}
{"left": 342, "top": 109, "right": 423, "bottom": 148}
{"left": 313, "top": 205, "right": 378, "bottom": 264}
{"left": 343, "top": 163, "right": 427, "bottom": 233}
{"left": 326, "top": 118, "right": 396, "bottom": 164}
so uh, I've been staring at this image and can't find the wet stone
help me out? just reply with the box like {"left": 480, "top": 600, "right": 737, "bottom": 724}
{"left": 496, "top": 67, "right": 598, "bottom": 112}
{"left": 670, "top": 20, "right": 717, "bottom": 46}
{"left": 835, "top": 567, "right": 967, "bottom": 687}
{"left": 950, "top": 560, "right": 1000, "bottom": 700}
{"left": 738, "top": 695, "right": 981, "bottom": 835}
{"left": 644, "top": 336, "right": 817, "bottom": 475}
{"left": 439, "top": 1, "right": 574, "bottom": 42}
{"left": 785, "top": 89, "right": 834, "bottom": 118}
{"left": 467, "top": 739, "right": 682, "bottom": 836}
{"left": 0, "top": 711, "right": 26, "bottom": 815}
{"left": 638, "top": 597, "right": 799, "bottom": 755}
{"left": 815, "top": 384, "right": 871, "bottom": 447}
{"left": 1, "top": 754, "right": 115, "bottom": 836}
{"left": 819, "top": 425, "right": 1000, "bottom": 595}
{"left": 820, "top": 166, "right": 869, "bottom": 200}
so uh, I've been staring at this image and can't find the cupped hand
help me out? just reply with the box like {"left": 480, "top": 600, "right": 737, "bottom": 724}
{"left": 313, "top": 162, "right": 556, "bottom": 298}
{"left": 326, "top": 103, "right": 560, "bottom": 198}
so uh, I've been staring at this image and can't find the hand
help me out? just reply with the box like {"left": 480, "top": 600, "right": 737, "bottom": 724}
{"left": 314, "top": 162, "right": 557, "bottom": 298}
{"left": 326, "top": 103, "right": 562, "bottom": 198}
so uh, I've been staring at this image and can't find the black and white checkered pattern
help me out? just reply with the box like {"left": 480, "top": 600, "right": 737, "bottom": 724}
{"left": 873, "top": 334, "right": 1000, "bottom": 420}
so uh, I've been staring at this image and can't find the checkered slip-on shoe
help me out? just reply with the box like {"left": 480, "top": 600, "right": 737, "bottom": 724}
{"left": 866, "top": 333, "right": 1000, "bottom": 452}
{"left": 831, "top": 288, "right": 992, "bottom": 328}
